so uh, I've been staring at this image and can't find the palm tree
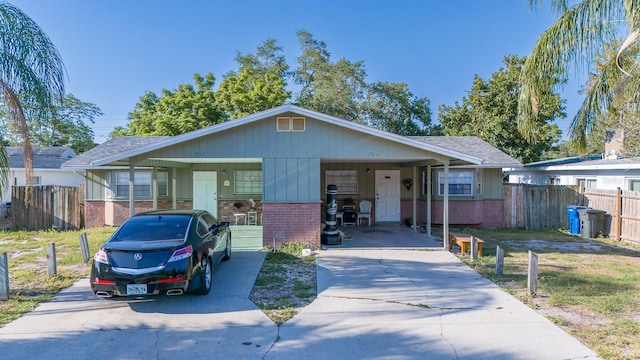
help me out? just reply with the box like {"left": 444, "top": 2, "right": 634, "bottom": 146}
{"left": 0, "top": 2, "right": 65, "bottom": 201}
{"left": 518, "top": 0, "right": 639, "bottom": 152}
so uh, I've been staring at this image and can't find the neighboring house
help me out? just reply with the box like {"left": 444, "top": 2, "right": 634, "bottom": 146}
{"left": 1, "top": 146, "right": 85, "bottom": 204}
{"left": 508, "top": 130, "right": 640, "bottom": 192}
{"left": 507, "top": 155, "right": 640, "bottom": 192}
{"left": 62, "top": 105, "right": 521, "bottom": 247}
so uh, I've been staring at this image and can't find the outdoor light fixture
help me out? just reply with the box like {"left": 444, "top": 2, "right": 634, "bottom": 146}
{"left": 402, "top": 178, "right": 413, "bottom": 191}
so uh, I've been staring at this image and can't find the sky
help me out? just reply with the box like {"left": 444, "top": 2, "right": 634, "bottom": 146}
{"left": 10, "top": 0, "right": 585, "bottom": 144}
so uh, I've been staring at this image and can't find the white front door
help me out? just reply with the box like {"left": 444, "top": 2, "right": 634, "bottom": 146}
{"left": 375, "top": 170, "right": 401, "bottom": 222}
{"left": 193, "top": 171, "right": 217, "bottom": 217}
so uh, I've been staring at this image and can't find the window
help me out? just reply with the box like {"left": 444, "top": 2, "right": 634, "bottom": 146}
{"left": 157, "top": 171, "right": 168, "bottom": 196}
{"left": 586, "top": 179, "right": 597, "bottom": 189}
{"left": 422, "top": 170, "right": 429, "bottom": 195}
{"left": 276, "top": 116, "right": 306, "bottom": 132}
{"left": 629, "top": 179, "right": 640, "bottom": 192}
{"left": 114, "top": 170, "right": 168, "bottom": 198}
{"left": 547, "top": 177, "right": 560, "bottom": 185}
{"left": 438, "top": 170, "right": 474, "bottom": 196}
{"left": 235, "top": 170, "right": 262, "bottom": 194}
{"left": 28, "top": 176, "right": 41, "bottom": 185}
{"left": 196, "top": 216, "right": 210, "bottom": 237}
{"left": 326, "top": 170, "right": 358, "bottom": 194}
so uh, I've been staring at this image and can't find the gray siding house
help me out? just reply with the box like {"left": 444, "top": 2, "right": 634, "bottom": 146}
{"left": 63, "top": 105, "right": 520, "bottom": 247}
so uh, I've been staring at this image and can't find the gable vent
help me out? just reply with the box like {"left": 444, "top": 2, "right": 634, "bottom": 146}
{"left": 277, "top": 116, "right": 305, "bottom": 132}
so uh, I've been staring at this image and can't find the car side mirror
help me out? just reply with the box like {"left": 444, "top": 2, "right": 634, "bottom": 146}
{"left": 220, "top": 221, "right": 230, "bottom": 227}
{"left": 209, "top": 224, "right": 219, "bottom": 235}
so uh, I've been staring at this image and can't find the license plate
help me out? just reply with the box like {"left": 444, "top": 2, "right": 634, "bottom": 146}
{"left": 126, "top": 284, "right": 147, "bottom": 295}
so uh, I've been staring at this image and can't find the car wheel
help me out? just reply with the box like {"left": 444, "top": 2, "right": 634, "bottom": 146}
{"left": 195, "top": 257, "right": 212, "bottom": 295}
{"left": 222, "top": 235, "right": 231, "bottom": 261}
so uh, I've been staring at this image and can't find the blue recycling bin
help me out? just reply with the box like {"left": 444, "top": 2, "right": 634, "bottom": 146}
{"left": 566, "top": 205, "right": 588, "bottom": 235}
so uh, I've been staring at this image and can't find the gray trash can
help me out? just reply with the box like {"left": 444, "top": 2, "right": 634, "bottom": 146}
{"left": 579, "top": 208, "right": 606, "bottom": 238}
{"left": 587, "top": 209, "right": 606, "bottom": 238}
{"left": 578, "top": 208, "right": 591, "bottom": 239}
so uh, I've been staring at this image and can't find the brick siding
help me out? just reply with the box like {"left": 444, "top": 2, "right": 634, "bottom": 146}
{"left": 218, "top": 199, "right": 262, "bottom": 224}
{"left": 262, "top": 202, "right": 322, "bottom": 249}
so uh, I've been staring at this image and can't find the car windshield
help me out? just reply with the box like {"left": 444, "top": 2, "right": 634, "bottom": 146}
{"left": 110, "top": 214, "right": 191, "bottom": 242}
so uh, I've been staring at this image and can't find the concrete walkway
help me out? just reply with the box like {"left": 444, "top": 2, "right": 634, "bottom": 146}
{"left": 0, "top": 238, "right": 600, "bottom": 359}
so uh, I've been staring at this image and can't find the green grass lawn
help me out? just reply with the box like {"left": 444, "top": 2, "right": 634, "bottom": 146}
{"left": 0, "top": 227, "right": 114, "bottom": 326}
{"left": 450, "top": 227, "right": 640, "bottom": 360}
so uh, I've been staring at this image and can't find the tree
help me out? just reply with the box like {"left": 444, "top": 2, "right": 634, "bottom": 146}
{"left": 293, "top": 30, "right": 368, "bottom": 121}
{"left": 586, "top": 47, "right": 640, "bottom": 156}
{"left": 0, "top": 2, "right": 65, "bottom": 200}
{"left": 1, "top": 93, "right": 102, "bottom": 153}
{"left": 364, "top": 81, "right": 441, "bottom": 136}
{"left": 519, "top": 0, "right": 640, "bottom": 153}
{"left": 216, "top": 39, "right": 291, "bottom": 119}
{"left": 440, "top": 55, "right": 563, "bottom": 163}
{"left": 116, "top": 73, "right": 227, "bottom": 137}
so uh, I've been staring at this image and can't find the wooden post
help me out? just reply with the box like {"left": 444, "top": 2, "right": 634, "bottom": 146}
{"left": 80, "top": 233, "right": 90, "bottom": 264}
{"left": 471, "top": 236, "right": 478, "bottom": 260}
{"left": 615, "top": 187, "right": 622, "bottom": 241}
{"left": 0, "top": 252, "right": 9, "bottom": 300}
{"left": 528, "top": 250, "right": 538, "bottom": 295}
{"left": 47, "top": 243, "right": 57, "bottom": 276}
{"left": 495, "top": 246, "right": 504, "bottom": 276}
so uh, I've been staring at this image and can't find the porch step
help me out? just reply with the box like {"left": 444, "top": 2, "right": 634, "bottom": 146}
{"left": 230, "top": 225, "right": 263, "bottom": 251}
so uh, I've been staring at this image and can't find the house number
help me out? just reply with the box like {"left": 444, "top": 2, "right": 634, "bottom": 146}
{"left": 367, "top": 151, "right": 379, "bottom": 157}
{"left": 192, "top": 151, "right": 206, "bottom": 157}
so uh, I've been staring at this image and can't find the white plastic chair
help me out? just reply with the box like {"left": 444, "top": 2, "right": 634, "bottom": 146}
{"left": 357, "top": 200, "right": 372, "bottom": 226}
{"left": 335, "top": 212, "right": 344, "bottom": 225}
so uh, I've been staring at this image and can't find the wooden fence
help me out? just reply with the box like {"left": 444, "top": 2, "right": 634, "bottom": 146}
{"left": 583, "top": 188, "right": 640, "bottom": 244}
{"left": 11, "top": 184, "right": 84, "bottom": 231}
{"left": 503, "top": 184, "right": 640, "bottom": 244}
{"left": 503, "top": 184, "right": 583, "bottom": 230}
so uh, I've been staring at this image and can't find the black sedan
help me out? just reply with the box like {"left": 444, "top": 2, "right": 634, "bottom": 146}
{"left": 90, "top": 209, "right": 231, "bottom": 298}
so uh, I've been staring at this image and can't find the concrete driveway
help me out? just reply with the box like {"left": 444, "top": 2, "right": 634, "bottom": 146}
{"left": 267, "top": 248, "right": 600, "bottom": 359}
{"left": 0, "top": 251, "right": 277, "bottom": 360}
{"left": 0, "top": 243, "right": 600, "bottom": 359}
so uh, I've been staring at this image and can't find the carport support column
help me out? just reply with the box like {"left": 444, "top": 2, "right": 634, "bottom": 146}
{"left": 172, "top": 167, "right": 177, "bottom": 209}
{"left": 426, "top": 165, "right": 432, "bottom": 238}
{"left": 412, "top": 166, "right": 417, "bottom": 231}
{"left": 129, "top": 164, "right": 135, "bottom": 217}
{"left": 152, "top": 167, "right": 158, "bottom": 210}
{"left": 443, "top": 161, "right": 450, "bottom": 250}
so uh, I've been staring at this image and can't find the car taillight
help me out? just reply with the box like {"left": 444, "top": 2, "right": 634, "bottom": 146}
{"left": 94, "top": 249, "right": 109, "bottom": 264}
{"left": 168, "top": 245, "right": 192, "bottom": 262}
{"left": 93, "top": 278, "right": 115, "bottom": 285}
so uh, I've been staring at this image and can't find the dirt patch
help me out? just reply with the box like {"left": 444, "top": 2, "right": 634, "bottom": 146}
{"left": 532, "top": 296, "right": 609, "bottom": 327}
{"left": 504, "top": 239, "right": 603, "bottom": 252}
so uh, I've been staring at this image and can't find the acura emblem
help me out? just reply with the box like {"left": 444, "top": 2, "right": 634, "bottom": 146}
{"left": 133, "top": 253, "right": 143, "bottom": 261}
